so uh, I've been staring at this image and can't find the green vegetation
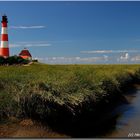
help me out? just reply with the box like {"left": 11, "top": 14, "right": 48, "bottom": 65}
{"left": 0, "top": 56, "right": 30, "bottom": 65}
{"left": 0, "top": 64, "right": 140, "bottom": 136}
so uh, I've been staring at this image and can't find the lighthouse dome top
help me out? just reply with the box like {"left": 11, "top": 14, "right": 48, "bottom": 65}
{"left": 2, "top": 15, "right": 8, "bottom": 23}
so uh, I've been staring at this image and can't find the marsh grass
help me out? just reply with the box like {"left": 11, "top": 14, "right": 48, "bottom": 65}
{"left": 0, "top": 64, "right": 140, "bottom": 136}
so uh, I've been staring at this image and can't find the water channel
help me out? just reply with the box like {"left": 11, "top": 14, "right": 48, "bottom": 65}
{"left": 105, "top": 84, "right": 140, "bottom": 138}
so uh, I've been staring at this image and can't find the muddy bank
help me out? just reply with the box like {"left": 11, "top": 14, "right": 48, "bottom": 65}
{"left": 0, "top": 119, "right": 69, "bottom": 138}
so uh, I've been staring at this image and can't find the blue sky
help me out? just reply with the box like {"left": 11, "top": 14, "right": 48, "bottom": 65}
{"left": 1, "top": 1, "right": 140, "bottom": 64}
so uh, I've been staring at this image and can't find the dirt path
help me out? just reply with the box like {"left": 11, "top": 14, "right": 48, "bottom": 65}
{"left": 0, "top": 119, "right": 69, "bottom": 138}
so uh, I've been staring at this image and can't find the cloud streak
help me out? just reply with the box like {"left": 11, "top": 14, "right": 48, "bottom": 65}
{"left": 34, "top": 54, "right": 140, "bottom": 64}
{"left": 9, "top": 41, "right": 51, "bottom": 48}
{"left": 34, "top": 56, "right": 108, "bottom": 64}
{"left": 9, "top": 25, "right": 46, "bottom": 29}
{"left": 81, "top": 50, "right": 140, "bottom": 54}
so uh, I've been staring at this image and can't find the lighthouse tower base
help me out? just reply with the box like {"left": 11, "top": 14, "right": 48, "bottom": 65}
{"left": 0, "top": 48, "right": 9, "bottom": 58}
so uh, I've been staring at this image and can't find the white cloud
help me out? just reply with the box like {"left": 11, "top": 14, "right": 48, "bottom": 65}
{"left": 9, "top": 41, "right": 51, "bottom": 48}
{"left": 34, "top": 56, "right": 108, "bottom": 64}
{"left": 131, "top": 55, "right": 140, "bottom": 62}
{"left": 81, "top": 50, "right": 140, "bottom": 54}
{"left": 120, "top": 53, "right": 129, "bottom": 60}
{"left": 81, "top": 50, "right": 113, "bottom": 54}
{"left": 117, "top": 53, "right": 129, "bottom": 62}
{"left": 9, "top": 25, "right": 46, "bottom": 29}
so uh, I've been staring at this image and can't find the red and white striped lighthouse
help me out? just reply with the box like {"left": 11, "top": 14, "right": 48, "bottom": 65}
{"left": 0, "top": 15, "right": 9, "bottom": 58}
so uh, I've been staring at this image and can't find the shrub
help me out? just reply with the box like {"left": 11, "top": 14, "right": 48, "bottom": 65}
{"left": 0, "top": 56, "right": 30, "bottom": 65}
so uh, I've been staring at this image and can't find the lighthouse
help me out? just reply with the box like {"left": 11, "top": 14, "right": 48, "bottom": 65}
{"left": 0, "top": 15, "right": 9, "bottom": 58}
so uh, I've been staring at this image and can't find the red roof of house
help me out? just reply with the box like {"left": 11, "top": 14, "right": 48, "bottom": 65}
{"left": 19, "top": 49, "right": 32, "bottom": 57}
